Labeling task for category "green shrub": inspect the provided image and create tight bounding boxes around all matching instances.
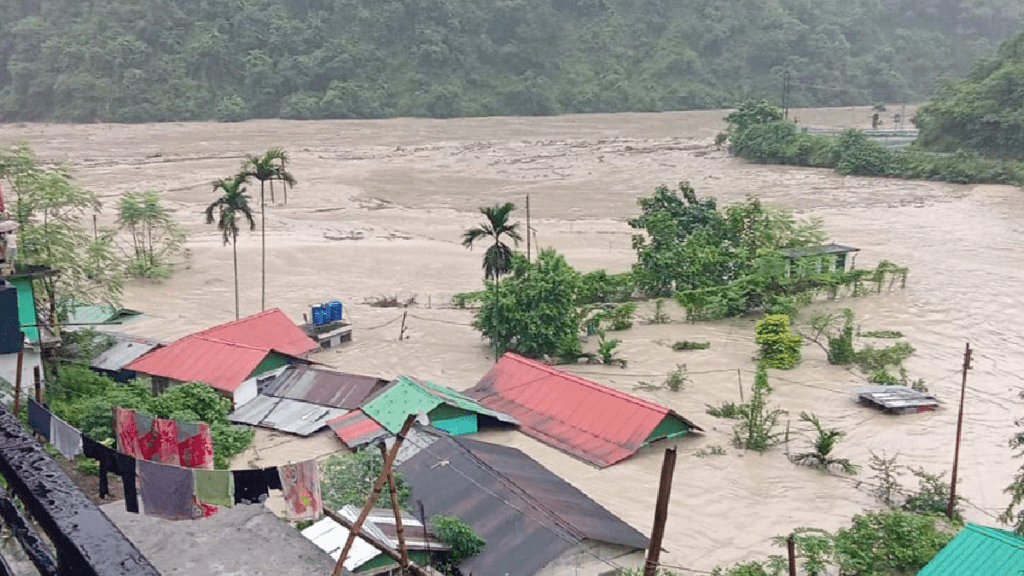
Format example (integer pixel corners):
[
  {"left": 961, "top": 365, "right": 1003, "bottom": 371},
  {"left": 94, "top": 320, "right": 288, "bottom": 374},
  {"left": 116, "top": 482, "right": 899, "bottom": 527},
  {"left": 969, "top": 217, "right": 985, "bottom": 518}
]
[
  {"left": 706, "top": 401, "right": 743, "bottom": 419},
  {"left": 672, "top": 340, "right": 710, "bottom": 351},
  {"left": 836, "top": 129, "right": 894, "bottom": 176},
  {"left": 755, "top": 314, "right": 802, "bottom": 369},
  {"left": 431, "top": 514, "right": 486, "bottom": 575}
]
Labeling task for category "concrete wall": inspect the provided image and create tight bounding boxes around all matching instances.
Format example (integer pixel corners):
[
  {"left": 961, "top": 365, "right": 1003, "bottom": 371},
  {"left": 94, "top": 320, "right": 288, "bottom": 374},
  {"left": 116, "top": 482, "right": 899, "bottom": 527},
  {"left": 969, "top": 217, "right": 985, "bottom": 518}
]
[{"left": 537, "top": 541, "right": 644, "bottom": 576}]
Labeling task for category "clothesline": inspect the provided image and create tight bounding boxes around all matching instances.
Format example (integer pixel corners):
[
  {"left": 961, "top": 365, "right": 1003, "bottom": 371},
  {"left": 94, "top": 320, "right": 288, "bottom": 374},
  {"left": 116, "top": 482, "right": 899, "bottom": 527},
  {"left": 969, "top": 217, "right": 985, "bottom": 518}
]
[{"left": 26, "top": 399, "right": 323, "bottom": 523}]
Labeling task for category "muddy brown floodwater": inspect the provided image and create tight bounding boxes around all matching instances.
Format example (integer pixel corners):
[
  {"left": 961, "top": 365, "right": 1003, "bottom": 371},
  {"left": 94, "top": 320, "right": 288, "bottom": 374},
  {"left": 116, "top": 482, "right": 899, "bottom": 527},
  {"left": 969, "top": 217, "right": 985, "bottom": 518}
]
[{"left": 3, "top": 105, "right": 1022, "bottom": 572}]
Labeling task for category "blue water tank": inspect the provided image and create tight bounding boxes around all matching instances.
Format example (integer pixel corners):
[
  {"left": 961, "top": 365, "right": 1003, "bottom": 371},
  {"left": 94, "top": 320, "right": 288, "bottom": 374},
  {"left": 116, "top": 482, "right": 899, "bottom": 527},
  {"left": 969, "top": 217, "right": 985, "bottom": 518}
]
[
  {"left": 329, "top": 301, "right": 343, "bottom": 322},
  {"left": 311, "top": 305, "right": 325, "bottom": 326}
]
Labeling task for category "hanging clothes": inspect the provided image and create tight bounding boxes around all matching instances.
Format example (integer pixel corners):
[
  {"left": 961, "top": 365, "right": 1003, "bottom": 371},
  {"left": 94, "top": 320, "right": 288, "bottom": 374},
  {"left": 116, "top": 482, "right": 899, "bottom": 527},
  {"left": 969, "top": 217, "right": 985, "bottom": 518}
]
[
  {"left": 176, "top": 420, "right": 214, "bottom": 469},
  {"left": 152, "top": 418, "right": 181, "bottom": 466},
  {"left": 114, "top": 452, "right": 140, "bottom": 514},
  {"left": 27, "top": 399, "right": 50, "bottom": 440},
  {"left": 114, "top": 407, "right": 140, "bottom": 457},
  {"left": 137, "top": 459, "right": 194, "bottom": 521},
  {"left": 83, "top": 436, "right": 118, "bottom": 499},
  {"left": 193, "top": 469, "right": 234, "bottom": 507},
  {"left": 279, "top": 460, "right": 322, "bottom": 521},
  {"left": 232, "top": 467, "right": 280, "bottom": 505},
  {"left": 49, "top": 415, "right": 83, "bottom": 460}
]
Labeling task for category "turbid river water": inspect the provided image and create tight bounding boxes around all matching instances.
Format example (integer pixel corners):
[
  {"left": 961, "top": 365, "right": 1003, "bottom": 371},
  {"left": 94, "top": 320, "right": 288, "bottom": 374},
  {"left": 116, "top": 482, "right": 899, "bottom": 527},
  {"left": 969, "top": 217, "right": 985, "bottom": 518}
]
[{"left": 2, "top": 106, "right": 1021, "bottom": 572}]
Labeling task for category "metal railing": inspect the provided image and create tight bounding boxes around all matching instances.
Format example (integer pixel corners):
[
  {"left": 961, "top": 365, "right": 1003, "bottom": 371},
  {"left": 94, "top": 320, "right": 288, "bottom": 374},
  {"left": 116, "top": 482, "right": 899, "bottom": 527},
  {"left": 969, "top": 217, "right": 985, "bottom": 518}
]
[{"left": 0, "top": 409, "right": 160, "bottom": 576}]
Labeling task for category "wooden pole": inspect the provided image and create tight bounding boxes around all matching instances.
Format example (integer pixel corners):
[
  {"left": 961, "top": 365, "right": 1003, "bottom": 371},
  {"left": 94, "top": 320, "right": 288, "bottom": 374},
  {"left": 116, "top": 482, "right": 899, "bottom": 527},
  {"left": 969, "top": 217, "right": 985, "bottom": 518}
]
[
  {"left": 398, "top": 311, "right": 407, "bottom": 341},
  {"left": 643, "top": 447, "right": 677, "bottom": 576},
  {"left": 787, "top": 534, "right": 797, "bottom": 576},
  {"left": 322, "top": 506, "right": 430, "bottom": 576},
  {"left": 948, "top": 342, "right": 972, "bottom": 519},
  {"left": 378, "top": 443, "right": 410, "bottom": 570},
  {"left": 736, "top": 369, "right": 744, "bottom": 403},
  {"left": 332, "top": 414, "right": 418, "bottom": 576},
  {"left": 13, "top": 341, "right": 23, "bottom": 415},
  {"left": 32, "top": 366, "right": 41, "bottom": 404}
]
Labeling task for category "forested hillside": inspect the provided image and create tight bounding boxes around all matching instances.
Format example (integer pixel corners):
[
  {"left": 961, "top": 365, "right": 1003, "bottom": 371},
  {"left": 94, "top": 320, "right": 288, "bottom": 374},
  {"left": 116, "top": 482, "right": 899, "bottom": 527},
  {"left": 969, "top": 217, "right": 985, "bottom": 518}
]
[
  {"left": 0, "top": 0, "right": 1020, "bottom": 123},
  {"left": 913, "top": 29, "right": 1024, "bottom": 158}
]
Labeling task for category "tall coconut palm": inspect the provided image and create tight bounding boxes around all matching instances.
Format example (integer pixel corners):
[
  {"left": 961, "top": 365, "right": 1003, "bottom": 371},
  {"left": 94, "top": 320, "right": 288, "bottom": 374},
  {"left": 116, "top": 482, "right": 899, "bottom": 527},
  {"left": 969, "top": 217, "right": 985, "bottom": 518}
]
[
  {"left": 461, "top": 202, "right": 522, "bottom": 282},
  {"left": 242, "top": 148, "right": 297, "bottom": 310},
  {"left": 205, "top": 174, "right": 256, "bottom": 320}
]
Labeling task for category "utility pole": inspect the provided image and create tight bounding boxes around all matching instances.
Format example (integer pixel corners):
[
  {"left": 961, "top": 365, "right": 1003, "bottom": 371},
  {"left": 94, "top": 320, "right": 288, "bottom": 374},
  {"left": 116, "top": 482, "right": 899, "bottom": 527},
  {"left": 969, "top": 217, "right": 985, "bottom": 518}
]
[
  {"left": 526, "top": 194, "right": 531, "bottom": 263},
  {"left": 782, "top": 69, "right": 791, "bottom": 120},
  {"left": 644, "top": 447, "right": 677, "bottom": 576},
  {"left": 948, "top": 342, "right": 973, "bottom": 519}
]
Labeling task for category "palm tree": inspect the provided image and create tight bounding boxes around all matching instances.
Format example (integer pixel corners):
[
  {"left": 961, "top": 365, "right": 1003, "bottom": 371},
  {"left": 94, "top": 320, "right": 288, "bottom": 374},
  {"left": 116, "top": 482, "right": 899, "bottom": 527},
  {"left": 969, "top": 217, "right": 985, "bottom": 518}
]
[
  {"left": 242, "top": 148, "right": 297, "bottom": 311},
  {"left": 790, "top": 412, "right": 859, "bottom": 475},
  {"left": 462, "top": 203, "right": 522, "bottom": 359},
  {"left": 461, "top": 202, "right": 522, "bottom": 282},
  {"left": 205, "top": 174, "right": 256, "bottom": 320}
]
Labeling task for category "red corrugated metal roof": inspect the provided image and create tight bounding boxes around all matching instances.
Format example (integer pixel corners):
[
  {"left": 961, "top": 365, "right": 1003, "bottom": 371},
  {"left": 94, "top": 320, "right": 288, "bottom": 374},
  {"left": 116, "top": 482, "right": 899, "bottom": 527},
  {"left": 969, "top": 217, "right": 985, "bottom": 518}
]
[
  {"left": 192, "top": 308, "right": 317, "bottom": 357},
  {"left": 464, "top": 353, "right": 701, "bottom": 467},
  {"left": 125, "top": 336, "right": 271, "bottom": 393},
  {"left": 327, "top": 409, "right": 388, "bottom": 449}
]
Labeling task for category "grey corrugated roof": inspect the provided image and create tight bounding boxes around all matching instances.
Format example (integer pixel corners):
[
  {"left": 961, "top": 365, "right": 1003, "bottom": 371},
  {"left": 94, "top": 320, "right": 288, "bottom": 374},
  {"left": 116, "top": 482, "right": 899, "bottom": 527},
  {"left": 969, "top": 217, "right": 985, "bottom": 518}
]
[
  {"left": 228, "top": 396, "right": 347, "bottom": 436},
  {"left": 256, "top": 365, "right": 388, "bottom": 409},
  {"left": 91, "top": 336, "right": 161, "bottom": 372},
  {"left": 857, "top": 385, "right": 939, "bottom": 411},
  {"left": 398, "top": 431, "right": 648, "bottom": 576}
]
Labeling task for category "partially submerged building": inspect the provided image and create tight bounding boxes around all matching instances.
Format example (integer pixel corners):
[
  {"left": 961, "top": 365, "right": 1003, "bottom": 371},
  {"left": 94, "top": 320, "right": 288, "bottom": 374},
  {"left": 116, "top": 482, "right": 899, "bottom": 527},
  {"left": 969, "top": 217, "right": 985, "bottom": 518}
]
[
  {"left": 465, "top": 353, "right": 702, "bottom": 467},
  {"left": 398, "top": 431, "right": 649, "bottom": 576},
  {"left": 857, "top": 385, "right": 939, "bottom": 414},
  {"left": 917, "top": 523, "right": 1024, "bottom": 576},
  {"left": 125, "top": 309, "right": 317, "bottom": 404},
  {"left": 780, "top": 243, "right": 859, "bottom": 274}
]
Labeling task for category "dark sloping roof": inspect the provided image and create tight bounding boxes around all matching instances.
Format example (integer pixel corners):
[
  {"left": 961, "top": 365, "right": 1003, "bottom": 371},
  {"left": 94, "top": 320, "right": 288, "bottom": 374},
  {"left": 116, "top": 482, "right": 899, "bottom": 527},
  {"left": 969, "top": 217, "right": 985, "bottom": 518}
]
[
  {"left": 918, "top": 523, "right": 1024, "bottom": 576},
  {"left": 257, "top": 364, "right": 388, "bottom": 409},
  {"left": 191, "top": 308, "right": 318, "bottom": 357},
  {"left": 464, "top": 353, "right": 701, "bottom": 467},
  {"left": 779, "top": 243, "right": 859, "bottom": 258},
  {"left": 228, "top": 396, "right": 347, "bottom": 436},
  {"left": 398, "top": 432, "right": 648, "bottom": 576}
]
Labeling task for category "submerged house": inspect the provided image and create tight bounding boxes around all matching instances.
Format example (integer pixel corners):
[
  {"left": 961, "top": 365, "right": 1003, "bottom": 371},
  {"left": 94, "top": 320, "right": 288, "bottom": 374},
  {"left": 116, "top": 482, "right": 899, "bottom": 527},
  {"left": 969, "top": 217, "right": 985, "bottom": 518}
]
[
  {"left": 125, "top": 309, "right": 317, "bottom": 404},
  {"left": 361, "top": 375, "right": 517, "bottom": 437},
  {"left": 780, "top": 243, "right": 859, "bottom": 275},
  {"left": 465, "top": 353, "right": 702, "bottom": 467},
  {"left": 398, "top": 430, "right": 649, "bottom": 576}
]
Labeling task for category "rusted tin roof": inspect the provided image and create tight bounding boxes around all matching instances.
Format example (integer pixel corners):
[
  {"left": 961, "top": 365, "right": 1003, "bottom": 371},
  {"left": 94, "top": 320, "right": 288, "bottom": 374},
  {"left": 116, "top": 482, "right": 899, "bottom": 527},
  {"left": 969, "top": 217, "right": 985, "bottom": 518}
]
[
  {"left": 191, "top": 308, "right": 318, "bottom": 357},
  {"left": 228, "top": 396, "right": 347, "bottom": 436},
  {"left": 126, "top": 336, "right": 277, "bottom": 393},
  {"left": 256, "top": 365, "right": 388, "bottom": 409},
  {"left": 327, "top": 409, "right": 388, "bottom": 449},
  {"left": 464, "top": 353, "right": 702, "bottom": 467},
  {"left": 398, "top": 431, "right": 648, "bottom": 576},
  {"left": 857, "top": 385, "right": 939, "bottom": 414}
]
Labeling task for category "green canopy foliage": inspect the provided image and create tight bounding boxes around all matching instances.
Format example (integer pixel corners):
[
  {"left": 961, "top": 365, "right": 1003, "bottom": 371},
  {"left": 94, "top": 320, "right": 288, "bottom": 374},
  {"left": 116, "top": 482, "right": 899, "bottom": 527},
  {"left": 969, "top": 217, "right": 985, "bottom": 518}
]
[
  {"left": 915, "top": 30, "right": 1024, "bottom": 159},
  {"left": 0, "top": 0, "right": 1019, "bottom": 122},
  {"left": 117, "top": 189, "right": 186, "bottom": 278},
  {"left": 320, "top": 448, "right": 409, "bottom": 511}
]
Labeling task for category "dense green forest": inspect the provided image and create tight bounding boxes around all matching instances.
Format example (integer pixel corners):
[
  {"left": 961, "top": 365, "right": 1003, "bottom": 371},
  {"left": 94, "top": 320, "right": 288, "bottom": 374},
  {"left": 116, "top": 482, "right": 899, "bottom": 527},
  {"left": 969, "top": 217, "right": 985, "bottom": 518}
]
[
  {"left": 0, "top": 0, "right": 1021, "bottom": 123},
  {"left": 914, "top": 29, "right": 1024, "bottom": 158}
]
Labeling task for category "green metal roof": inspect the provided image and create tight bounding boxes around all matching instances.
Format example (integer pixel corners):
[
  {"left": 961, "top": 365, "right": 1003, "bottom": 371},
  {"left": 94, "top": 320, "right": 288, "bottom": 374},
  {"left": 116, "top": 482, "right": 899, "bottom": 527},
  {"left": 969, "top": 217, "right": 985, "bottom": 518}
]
[
  {"left": 66, "top": 303, "right": 142, "bottom": 326},
  {"left": 362, "top": 375, "right": 517, "bottom": 433},
  {"left": 918, "top": 523, "right": 1024, "bottom": 576}
]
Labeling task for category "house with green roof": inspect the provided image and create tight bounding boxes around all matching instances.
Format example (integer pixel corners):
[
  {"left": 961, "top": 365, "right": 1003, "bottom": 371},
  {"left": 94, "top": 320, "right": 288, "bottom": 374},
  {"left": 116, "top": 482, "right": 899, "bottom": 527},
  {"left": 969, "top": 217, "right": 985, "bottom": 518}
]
[
  {"left": 362, "top": 375, "right": 517, "bottom": 436},
  {"left": 918, "top": 522, "right": 1024, "bottom": 576}
]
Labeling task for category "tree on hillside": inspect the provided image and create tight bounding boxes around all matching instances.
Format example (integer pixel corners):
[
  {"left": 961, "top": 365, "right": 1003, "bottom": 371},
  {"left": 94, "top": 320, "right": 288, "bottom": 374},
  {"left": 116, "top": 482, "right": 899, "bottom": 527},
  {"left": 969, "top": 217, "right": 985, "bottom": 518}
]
[
  {"left": 0, "top": 144, "right": 122, "bottom": 323},
  {"left": 241, "top": 148, "right": 297, "bottom": 311},
  {"left": 205, "top": 174, "right": 255, "bottom": 320}
]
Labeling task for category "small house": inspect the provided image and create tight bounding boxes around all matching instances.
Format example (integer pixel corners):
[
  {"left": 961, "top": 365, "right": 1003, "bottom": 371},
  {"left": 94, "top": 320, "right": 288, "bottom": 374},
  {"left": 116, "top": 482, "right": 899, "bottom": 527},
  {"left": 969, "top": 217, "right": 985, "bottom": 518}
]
[
  {"left": 780, "top": 243, "right": 859, "bottom": 275},
  {"left": 361, "top": 375, "right": 517, "bottom": 437},
  {"left": 90, "top": 334, "right": 161, "bottom": 383},
  {"left": 465, "top": 353, "right": 702, "bottom": 467}
]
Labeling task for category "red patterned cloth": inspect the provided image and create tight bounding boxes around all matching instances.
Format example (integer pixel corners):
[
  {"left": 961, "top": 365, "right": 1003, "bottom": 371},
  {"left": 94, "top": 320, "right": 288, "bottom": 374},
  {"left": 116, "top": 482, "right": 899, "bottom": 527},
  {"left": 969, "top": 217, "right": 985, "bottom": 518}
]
[
  {"left": 279, "top": 460, "right": 322, "bottom": 521},
  {"left": 114, "top": 407, "right": 214, "bottom": 469},
  {"left": 114, "top": 408, "right": 140, "bottom": 457},
  {"left": 191, "top": 495, "right": 219, "bottom": 519}
]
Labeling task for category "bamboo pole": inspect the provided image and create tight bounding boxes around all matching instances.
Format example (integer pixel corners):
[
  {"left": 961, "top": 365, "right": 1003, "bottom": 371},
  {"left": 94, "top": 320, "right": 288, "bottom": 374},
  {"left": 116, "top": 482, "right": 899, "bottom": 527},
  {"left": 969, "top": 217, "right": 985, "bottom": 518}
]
[
  {"left": 13, "top": 341, "right": 23, "bottom": 415},
  {"left": 332, "top": 414, "right": 418, "bottom": 576},
  {"left": 378, "top": 443, "right": 410, "bottom": 570},
  {"left": 948, "top": 342, "right": 972, "bottom": 519}
]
